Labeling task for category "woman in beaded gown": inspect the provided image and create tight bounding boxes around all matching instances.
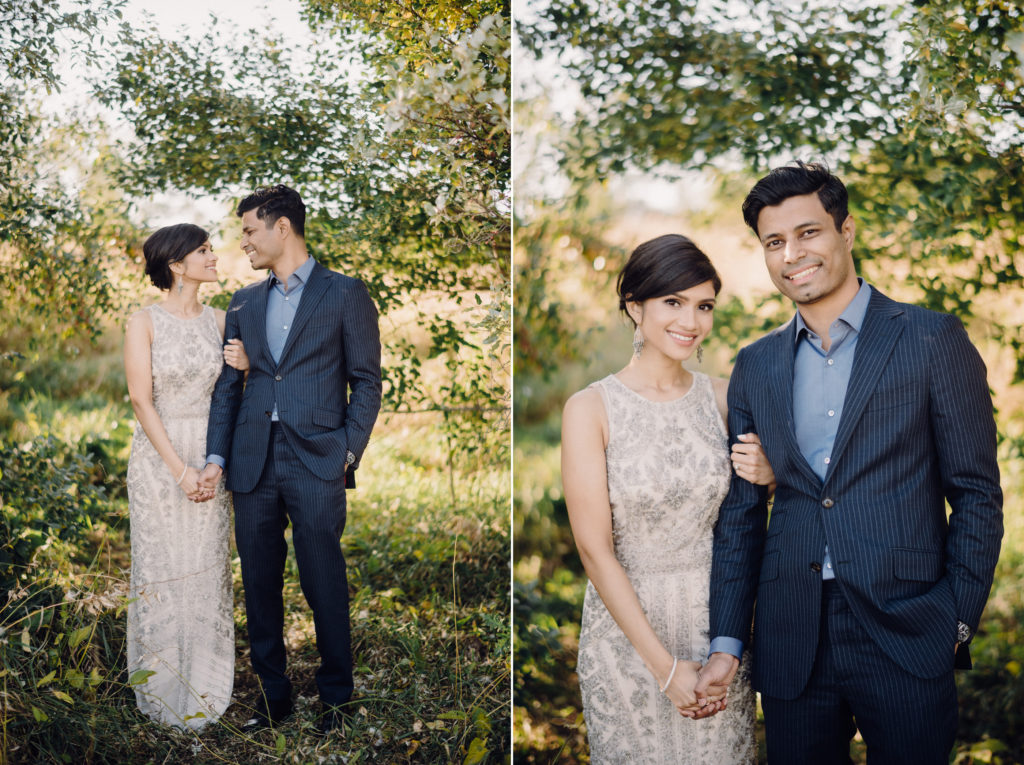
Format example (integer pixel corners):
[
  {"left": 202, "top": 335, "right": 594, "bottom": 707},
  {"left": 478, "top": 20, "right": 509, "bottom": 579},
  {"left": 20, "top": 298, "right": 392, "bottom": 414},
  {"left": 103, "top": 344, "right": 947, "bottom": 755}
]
[
  {"left": 124, "top": 223, "right": 250, "bottom": 731},
  {"left": 561, "top": 234, "right": 776, "bottom": 763}
]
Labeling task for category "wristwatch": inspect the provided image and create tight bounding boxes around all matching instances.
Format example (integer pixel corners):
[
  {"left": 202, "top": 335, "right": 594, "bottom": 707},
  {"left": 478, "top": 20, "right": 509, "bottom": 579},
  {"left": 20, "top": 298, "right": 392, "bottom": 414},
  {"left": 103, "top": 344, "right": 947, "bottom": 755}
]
[
  {"left": 345, "top": 450, "right": 356, "bottom": 467},
  {"left": 957, "top": 620, "right": 973, "bottom": 645}
]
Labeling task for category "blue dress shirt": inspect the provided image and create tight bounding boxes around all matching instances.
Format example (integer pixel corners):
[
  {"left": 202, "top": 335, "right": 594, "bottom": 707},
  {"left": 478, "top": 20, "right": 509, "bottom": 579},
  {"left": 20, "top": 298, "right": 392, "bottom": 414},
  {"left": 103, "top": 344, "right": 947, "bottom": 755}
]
[
  {"left": 206, "top": 257, "right": 315, "bottom": 469},
  {"left": 710, "top": 279, "right": 872, "bottom": 660}
]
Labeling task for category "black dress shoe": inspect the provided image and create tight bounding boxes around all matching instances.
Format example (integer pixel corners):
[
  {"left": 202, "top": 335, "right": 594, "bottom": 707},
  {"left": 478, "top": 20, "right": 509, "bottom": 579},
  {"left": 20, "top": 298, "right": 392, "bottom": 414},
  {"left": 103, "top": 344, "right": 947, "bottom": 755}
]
[
  {"left": 242, "top": 697, "right": 293, "bottom": 731},
  {"left": 316, "top": 704, "right": 351, "bottom": 734}
]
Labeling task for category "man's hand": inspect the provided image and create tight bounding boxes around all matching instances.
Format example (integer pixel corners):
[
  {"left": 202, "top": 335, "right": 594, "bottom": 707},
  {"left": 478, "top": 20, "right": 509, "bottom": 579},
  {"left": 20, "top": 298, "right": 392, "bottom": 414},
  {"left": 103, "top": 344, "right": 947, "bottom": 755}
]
[
  {"left": 193, "top": 463, "right": 223, "bottom": 502},
  {"left": 688, "top": 652, "right": 740, "bottom": 719}
]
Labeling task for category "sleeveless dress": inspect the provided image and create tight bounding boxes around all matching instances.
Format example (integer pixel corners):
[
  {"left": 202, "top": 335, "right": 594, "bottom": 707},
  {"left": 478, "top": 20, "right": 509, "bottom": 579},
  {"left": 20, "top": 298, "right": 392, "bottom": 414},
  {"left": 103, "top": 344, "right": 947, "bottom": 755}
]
[
  {"left": 126, "top": 304, "right": 234, "bottom": 730},
  {"left": 577, "top": 372, "right": 755, "bottom": 764}
]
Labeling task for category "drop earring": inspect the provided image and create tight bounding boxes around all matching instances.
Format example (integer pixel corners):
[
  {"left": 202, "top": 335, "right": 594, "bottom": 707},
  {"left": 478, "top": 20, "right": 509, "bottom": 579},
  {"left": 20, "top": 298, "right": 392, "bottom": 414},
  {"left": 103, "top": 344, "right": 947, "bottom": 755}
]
[
  {"left": 697, "top": 345, "right": 704, "bottom": 364},
  {"left": 632, "top": 326, "right": 644, "bottom": 356},
  {"left": 177, "top": 276, "right": 183, "bottom": 295}
]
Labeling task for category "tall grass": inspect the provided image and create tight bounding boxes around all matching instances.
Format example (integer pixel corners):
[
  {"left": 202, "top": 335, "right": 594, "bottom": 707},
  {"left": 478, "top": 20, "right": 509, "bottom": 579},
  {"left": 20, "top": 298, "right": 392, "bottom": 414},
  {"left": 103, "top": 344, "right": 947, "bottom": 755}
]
[{"left": 1, "top": 333, "right": 510, "bottom": 764}]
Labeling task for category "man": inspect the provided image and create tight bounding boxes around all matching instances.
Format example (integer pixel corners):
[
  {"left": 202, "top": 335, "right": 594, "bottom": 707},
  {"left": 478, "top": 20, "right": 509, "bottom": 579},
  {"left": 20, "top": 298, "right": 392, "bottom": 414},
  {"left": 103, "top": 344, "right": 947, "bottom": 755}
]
[
  {"left": 694, "top": 162, "right": 1003, "bottom": 763},
  {"left": 199, "top": 184, "right": 382, "bottom": 733}
]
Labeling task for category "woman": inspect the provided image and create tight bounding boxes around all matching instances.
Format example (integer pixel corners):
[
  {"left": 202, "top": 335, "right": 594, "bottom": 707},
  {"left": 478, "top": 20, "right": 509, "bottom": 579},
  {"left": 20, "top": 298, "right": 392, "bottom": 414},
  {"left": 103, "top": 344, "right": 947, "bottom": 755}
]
[
  {"left": 561, "top": 234, "right": 774, "bottom": 763},
  {"left": 124, "top": 223, "right": 249, "bottom": 730}
]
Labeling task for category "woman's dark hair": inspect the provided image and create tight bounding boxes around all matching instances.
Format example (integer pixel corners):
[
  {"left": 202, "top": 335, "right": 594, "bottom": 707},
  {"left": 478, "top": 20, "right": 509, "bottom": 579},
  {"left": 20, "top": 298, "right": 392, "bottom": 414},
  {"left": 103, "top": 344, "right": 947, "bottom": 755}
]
[
  {"left": 616, "top": 234, "right": 721, "bottom": 325},
  {"left": 237, "top": 184, "right": 306, "bottom": 238},
  {"left": 142, "top": 223, "right": 209, "bottom": 291},
  {"left": 741, "top": 160, "right": 849, "bottom": 236}
]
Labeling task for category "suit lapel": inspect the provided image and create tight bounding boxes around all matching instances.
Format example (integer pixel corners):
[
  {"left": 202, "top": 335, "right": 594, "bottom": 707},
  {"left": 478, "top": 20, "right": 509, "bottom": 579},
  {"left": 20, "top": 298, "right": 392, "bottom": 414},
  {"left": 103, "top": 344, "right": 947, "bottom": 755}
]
[
  {"left": 242, "top": 281, "right": 274, "bottom": 368},
  {"left": 277, "top": 262, "right": 330, "bottom": 367},
  {"left": 767, "top": 319, "right": 822, "bottom": 487},
  {"left": 824, "top": 289, "right": 905, "bottom": 482}
]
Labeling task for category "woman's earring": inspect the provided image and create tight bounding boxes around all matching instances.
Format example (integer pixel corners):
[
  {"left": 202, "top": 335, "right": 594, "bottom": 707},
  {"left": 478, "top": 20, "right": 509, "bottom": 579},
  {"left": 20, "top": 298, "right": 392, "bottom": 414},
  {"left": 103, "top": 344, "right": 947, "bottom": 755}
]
[
  {"left": 697, "top": 345, "right": 704, "bottom": 364},
  {"left": 177, "top": 276, "right": 183, "bottom": 295},
  {"left": 632, "top": 326, "right": 644, "bottom": 356}
]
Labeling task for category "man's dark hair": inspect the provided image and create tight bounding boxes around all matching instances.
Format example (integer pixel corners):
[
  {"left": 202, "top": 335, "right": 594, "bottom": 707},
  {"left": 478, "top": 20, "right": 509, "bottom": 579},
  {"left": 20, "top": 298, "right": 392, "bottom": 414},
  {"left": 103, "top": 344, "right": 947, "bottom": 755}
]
[
  {"left": 142, "top": 223, "right": 209, "bottom": 291},
  {"left": 616, "top": 234, "right": 722, "bottom": 325},
  {"left": 237, "top": 184, "right": 306, "bottom": 238},
  {"left": 741, "top": 160, "right": 849, "bottom": 236}
]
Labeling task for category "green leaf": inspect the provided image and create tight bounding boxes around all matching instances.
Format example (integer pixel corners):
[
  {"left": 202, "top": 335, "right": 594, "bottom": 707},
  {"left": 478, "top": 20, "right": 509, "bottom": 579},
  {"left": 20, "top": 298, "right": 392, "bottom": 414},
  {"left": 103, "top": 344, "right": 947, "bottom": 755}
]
[
  {"left": 128, "top": 669, "right": 156, "bottom": 686},
  {"left": 463, "top": 736, "right": 489, "bottom": 764},
  {"left": 31, "top": 705, "right": 49, "bottom": 722},
  {"left": 67, "top": 625, "right": 92, "bottom": 649},
  {"left": 52, "top": 690, "right": 74, "bottom": 704},
  {"left": 36, "top": 670, "right": 56, "bottom": 687}
]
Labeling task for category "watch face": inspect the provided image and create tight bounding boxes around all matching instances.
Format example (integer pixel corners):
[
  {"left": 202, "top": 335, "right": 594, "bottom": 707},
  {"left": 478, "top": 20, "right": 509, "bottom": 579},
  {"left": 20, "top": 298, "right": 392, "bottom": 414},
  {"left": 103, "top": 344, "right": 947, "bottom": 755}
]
[{"left": 957, "top": 622, "right": 972, "bottom": 643}]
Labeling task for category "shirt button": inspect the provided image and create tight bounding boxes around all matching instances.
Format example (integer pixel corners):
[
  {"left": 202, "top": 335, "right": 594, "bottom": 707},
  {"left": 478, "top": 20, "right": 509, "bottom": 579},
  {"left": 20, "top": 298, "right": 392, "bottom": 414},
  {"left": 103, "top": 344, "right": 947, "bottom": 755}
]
[
  {"left": 824, "top": 457, "right": 831, "bottom": 465},
  {"left": 827, "top": 358, "right": 835, "bottom": 366},
  {"left": 810, "top": 562, "right": 822, "bottom": 573},
  {"left": 828, "top": 409, "right": 835, "bottom": 417},
  {"left": 285, "top": 296, "right": 290, "bottom": 301},
  {"left": 274, "top": 375, "right": 282, "bottom": 381},
  {"left": 822, "top": 498, "right": 834, "bottom": 508},
  {"left": 283, "top": 325, "right": 289, "bottom": 330}
]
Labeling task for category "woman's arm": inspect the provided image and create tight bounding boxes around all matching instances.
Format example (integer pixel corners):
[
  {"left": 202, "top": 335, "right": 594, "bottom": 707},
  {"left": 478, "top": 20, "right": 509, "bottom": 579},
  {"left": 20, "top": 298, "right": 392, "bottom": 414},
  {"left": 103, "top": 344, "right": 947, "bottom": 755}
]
[
  {"left": 124, "top": 310, "right": 203, "bottom": 498},
  {"left": 561, "top": 388, "right": 701, "bottom": 712},
  {"left": 712, "top": 376, "right": 776, "bottom": 492}
]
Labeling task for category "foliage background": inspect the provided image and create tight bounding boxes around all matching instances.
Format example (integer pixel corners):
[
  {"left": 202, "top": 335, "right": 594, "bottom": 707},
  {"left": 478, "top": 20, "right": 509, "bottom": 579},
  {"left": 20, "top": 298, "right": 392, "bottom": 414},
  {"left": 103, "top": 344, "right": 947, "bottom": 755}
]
[
  {"left": 513, "top": 1, "right": 1024, "bottom": 762},
  {"left": 1, "top": 0, "right": 510, "bottom": 762}
]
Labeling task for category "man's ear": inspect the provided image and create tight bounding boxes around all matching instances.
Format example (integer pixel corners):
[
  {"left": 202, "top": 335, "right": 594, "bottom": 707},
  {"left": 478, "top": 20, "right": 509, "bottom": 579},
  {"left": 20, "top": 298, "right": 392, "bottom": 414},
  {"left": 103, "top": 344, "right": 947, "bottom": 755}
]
[{"left": 841, "top": 214, "right": 856, "bottom": 250}]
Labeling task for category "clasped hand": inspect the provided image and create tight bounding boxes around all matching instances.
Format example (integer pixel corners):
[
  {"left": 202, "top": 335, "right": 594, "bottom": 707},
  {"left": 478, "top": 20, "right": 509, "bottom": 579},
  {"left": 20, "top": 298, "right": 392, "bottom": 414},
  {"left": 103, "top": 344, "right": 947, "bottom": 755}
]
[
  {"left": 665, "top": 653, "right": 738, "bottom": 719},
  {"left": 186, "top": 464, "right": 223, "bottom": 503}
]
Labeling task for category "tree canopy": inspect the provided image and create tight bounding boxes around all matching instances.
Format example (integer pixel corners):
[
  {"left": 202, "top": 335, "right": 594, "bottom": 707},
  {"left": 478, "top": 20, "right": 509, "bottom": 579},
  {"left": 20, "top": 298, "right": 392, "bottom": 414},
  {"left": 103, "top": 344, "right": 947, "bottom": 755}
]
[{"left": 517, "top": 0, "right": 1024, "bottom": 388}]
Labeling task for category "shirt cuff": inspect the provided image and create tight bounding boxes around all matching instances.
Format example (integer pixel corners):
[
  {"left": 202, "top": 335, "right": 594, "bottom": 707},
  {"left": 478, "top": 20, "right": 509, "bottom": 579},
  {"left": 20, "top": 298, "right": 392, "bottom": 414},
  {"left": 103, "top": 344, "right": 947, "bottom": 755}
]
[
  {"left": 709, "top": 636, "right": 744, "bottom": 660},
  {"left": 206, "top": 454, "right": 226, "bottom": 469}
]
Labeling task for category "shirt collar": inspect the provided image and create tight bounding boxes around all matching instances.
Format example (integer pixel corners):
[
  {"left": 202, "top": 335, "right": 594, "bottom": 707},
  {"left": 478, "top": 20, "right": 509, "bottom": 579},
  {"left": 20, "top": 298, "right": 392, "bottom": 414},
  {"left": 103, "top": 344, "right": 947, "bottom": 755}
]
[
  {"left": 794, "top": 278, "right": 872, "bottom": 344},
  {"left": 268, "top": 255, "right": 316, "bottom": 289}
]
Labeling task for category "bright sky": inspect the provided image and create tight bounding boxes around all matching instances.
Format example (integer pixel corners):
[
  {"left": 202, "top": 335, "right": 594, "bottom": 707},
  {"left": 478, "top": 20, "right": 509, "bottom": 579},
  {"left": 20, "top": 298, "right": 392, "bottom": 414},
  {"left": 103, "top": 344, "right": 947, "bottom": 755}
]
[{"left": 47, "top": 0, "right": 313, "bottom": 236}]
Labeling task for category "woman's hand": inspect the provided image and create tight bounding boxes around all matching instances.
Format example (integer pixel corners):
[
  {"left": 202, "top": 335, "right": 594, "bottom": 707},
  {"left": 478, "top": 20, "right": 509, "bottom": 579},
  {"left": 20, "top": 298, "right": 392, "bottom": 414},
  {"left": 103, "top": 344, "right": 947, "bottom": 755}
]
[
  {"left": 660, "top": 659, "right": 703, "bottom": 713},
  {"left": 223, "top": 338, "right": 249, "bottom": 371},
  {"left": 177, "top": 465, "right": 202, "bottom": 499},
  {"left": 731, "top": 432, "right": 776, "bottom": 490}
]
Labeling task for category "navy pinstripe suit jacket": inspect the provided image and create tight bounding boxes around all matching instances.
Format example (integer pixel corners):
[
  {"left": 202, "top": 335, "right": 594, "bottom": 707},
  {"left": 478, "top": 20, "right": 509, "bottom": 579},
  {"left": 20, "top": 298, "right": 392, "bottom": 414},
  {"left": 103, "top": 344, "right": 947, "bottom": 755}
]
[
  {"left": 206, "top": 261, "right": 382, "bottom": 494},
  {"left": 709, "top": 287, "right": 1003, "bottom": 700}
]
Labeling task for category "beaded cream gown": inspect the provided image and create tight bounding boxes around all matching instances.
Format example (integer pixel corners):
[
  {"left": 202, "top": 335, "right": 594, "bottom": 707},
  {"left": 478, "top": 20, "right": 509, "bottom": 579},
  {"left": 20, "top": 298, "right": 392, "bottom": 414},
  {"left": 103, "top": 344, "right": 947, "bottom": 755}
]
[
  {"left": 577, "top": 372, "right": 755, "bottom": 764},
  {"left": 126, "top": 304, "right": 234, "bottom": 730}
]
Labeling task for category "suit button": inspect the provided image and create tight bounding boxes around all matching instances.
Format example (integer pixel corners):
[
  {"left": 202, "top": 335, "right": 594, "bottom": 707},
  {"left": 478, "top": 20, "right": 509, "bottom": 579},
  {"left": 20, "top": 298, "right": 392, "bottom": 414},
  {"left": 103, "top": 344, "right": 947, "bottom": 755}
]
[
  {"left": 810, "top": 562, "right": 822, "bottom": 573},
  {"left": 821, "top": 498, "right": 834, "bottom": 508},
  {"left": 274, "top": 375, "right": 282, "bottom": 381}
]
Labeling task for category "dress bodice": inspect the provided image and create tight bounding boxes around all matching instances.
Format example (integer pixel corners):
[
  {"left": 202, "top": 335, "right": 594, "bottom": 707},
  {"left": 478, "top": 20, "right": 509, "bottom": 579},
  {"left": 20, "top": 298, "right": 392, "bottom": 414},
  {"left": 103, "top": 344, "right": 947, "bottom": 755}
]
[
  {"left": 594, "top": 372, "right": 731, "bottom": 575},
  {"left": 147, "top": 304, "right": 224, "bottom": 420}
]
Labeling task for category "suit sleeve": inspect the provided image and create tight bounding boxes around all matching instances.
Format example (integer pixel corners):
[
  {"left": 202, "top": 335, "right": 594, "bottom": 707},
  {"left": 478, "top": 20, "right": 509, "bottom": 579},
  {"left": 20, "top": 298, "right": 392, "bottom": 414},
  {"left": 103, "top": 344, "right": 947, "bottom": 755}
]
[
  {"left": 709, "top": 346, "right": 772, "bottom": 643},
  {"left": 930, "top": 314, "right": 1003, "bottom": 631},
  {"left": 205, "top": 299, "right": 246, "bottom": 467},
  {"left": 341, "top": 278, "right": 382, "bottom": 464}
]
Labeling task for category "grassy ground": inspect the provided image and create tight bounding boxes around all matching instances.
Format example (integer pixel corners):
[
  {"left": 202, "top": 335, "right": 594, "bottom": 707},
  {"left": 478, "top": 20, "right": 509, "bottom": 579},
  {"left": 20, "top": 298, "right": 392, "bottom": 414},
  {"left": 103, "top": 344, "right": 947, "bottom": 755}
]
[{"left": 1, "top": 335, "right": 510, "bottom": 764}]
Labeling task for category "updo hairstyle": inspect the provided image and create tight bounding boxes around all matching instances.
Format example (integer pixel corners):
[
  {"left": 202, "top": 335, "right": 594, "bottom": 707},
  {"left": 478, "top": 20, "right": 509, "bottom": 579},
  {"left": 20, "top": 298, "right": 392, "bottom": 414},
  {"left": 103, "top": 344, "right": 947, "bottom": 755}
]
[
  {"left": 616, "top": 234, "right": 722, "bottom": 326},
  {"left": 142, "top": 223, "right": 210, "bottom": 291}
]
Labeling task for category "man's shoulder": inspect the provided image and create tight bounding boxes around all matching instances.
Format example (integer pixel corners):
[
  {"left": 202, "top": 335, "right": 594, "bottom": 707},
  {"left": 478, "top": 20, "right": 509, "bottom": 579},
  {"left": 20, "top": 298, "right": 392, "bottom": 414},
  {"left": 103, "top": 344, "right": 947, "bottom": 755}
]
[
  {"left": 741, "top": 316, "right": 795, "bottom": 356},
  {"left": 316, "top": 265, "right": 364, "bottom": 288},
  {"left": 868, "top": 288, "right": 960, "bottom": 331}
]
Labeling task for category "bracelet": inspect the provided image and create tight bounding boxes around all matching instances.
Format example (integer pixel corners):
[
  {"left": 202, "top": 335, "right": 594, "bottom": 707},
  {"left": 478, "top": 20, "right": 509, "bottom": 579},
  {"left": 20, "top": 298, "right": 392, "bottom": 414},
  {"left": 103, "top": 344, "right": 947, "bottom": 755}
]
[
  {"left": 659, "top": 657, "right": 679, "bottom": 693},
  {"left": 175, "top": 466, "right": 188, "bottom": 485}
]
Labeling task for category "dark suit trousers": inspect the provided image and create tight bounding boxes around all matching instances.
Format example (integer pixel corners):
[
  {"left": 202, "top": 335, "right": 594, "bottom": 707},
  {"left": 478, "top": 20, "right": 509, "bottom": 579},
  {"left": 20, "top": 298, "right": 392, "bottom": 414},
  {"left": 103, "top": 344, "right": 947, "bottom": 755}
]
[
  {"left": 761, "top": 581, "right": 957, "bottom": 765},
  {"left": 233, "top": 423, "right": 353, "bottom": 705}
]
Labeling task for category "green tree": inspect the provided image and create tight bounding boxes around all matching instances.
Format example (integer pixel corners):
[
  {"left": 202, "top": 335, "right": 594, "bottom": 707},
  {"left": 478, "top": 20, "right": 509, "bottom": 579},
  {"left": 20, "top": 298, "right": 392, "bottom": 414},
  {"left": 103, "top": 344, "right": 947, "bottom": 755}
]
[
  {"left": 97, "top": 0, "right": 510, "bottom": 459},
  {"left": 0, "top": 0, "right": 129, "bottom": 344},
  {"left": 518, "top": 0, "right": 1024, "bottom": 384}
]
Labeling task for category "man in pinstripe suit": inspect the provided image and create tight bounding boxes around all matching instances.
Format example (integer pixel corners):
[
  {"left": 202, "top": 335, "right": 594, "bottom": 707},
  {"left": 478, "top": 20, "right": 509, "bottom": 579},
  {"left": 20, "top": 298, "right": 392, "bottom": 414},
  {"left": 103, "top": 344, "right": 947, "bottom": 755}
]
[
  {"left": 199, "top": 185, "right": 382, "bottom": 733},
  {"left": 694, "top": 162, "right": 1002, "bottom": 763}
]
